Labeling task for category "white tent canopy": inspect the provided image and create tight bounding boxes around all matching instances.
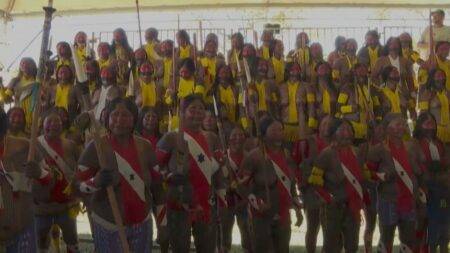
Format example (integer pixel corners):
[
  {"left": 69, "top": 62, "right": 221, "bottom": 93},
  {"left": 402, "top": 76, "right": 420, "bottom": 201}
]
[{"left": 1, "top": 0, "right": 450, "bottom": 17}]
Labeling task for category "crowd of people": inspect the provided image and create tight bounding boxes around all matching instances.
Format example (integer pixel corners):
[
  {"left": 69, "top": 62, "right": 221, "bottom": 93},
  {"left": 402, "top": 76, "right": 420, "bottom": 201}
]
[{"left": 0, "top": 7, "right": 448, "bottom": 253}]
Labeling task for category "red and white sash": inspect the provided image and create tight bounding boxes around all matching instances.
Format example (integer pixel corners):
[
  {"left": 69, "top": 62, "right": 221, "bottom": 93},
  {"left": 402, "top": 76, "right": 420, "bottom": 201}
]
[
  {"left": 428, "top": 141, "right": 441, "bottom": 161},
  {"left": 341, "top": 162, "right": 363, "bottom": 200},
  {"left": 115, "top": 152, "right": 146, "bottom": 202},
  {"left": 183, "top": 131, "right": 219, "bottom": 186},
  {"left": 392, "top": 157, "right": 426, "bottom": 203},
  {"left": 227, "top": 149, "right": 239, "bottom": 176},
  {"left": 269, "top": 154, "right": 292, "bottom": 198},
  {"left": 155, "top": 205, "right": 167, "bottom": 226},
  {"left": 38, "top": 136, "right": 73, "bottom": 179}
]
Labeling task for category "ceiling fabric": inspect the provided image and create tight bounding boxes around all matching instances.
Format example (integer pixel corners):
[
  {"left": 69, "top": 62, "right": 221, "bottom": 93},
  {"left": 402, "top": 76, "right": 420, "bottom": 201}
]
[{"left": 1, "top": 0, "right": 449, "bottom": 17}]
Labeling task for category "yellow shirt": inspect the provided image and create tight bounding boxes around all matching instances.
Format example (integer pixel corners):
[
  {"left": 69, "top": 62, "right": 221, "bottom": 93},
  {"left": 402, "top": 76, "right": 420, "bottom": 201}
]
[
  {"left": 179, "top": 45, "right": 191, "bottom": 59},
  {"left": 76, "top": 46, "right": 87, "bottom": 65},
  {"left": 436, "top": 90, "right": 449, "bottom": 126},
  {"left": 272, "top": 57, "right": 285, "bottom": 85},
  {"left": 437, "top": 57, "right": 450, "bottom": 91},
  {"left": 382, "top": 87, "right": 401, "bottom": 113},
  {"left": 219, "top": 85, "right": 237, "bottom": 122},
  {"left": 262, "top": 46, "right": 271, "bottom": 60},
  {"left": 144, "top": 41, "right": 161, "bottom": 63},
  {"left": 140, "top": 80, "right": 157, "bottom": 107},
  {"left": 255, "top": 81, "right": 268, "bottom": 112},
  {"left": 322, "top": 89, "right": 331, "bottom": 115},
  {"left": 368, "top": 46, "right": 379, "bottom": 70},
  {"left": 56, "top": 58, "right": 71, "bottom": 70},
  {"left": 55, "top": 83, "right": 71, "bottom": 110},
  {"left": 163, "top": 57, "right": 173, "bottom": 89},
  {"left": 287, "top": 81, "right": 299, "bottom": 123},
  {"left": 297, "top": 47, "right": 310, "bottom": 67},
  {"left": 98, "top": 58, "right": 111, "bottom": 70},
  {"left": 200, "top": 57, "right": 217, "bottom": 92}
]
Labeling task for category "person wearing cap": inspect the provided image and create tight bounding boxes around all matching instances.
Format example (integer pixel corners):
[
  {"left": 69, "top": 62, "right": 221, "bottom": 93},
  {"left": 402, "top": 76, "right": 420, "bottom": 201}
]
[{"left": 418, "top": 9, "right": 450, "bottom": 58}]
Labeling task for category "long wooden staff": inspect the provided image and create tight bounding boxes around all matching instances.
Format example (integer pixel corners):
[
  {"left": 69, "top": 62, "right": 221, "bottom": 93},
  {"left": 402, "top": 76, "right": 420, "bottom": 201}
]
[
  {"left": 135, "top": 0, "right": 143, "bottom": 48},
  {"left": 28, "top": 0, "right": 55, "bottom": 162},
  {"left": 234, "top": 50, "right": 253, "bottom": 137}
]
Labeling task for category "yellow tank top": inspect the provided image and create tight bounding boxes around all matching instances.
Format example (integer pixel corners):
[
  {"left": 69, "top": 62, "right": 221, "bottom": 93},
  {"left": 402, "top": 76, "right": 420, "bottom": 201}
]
[
  {"left": 256, "top": 81, "right": 267, "bottom": 112},
  {"left": 179, "top": 45, "right": 191, "bottom": 59},
  {"left": 322, "top": 88, "right": 331, "bottom": 115},
  {"left": 163, "top": 58, "right": 173, "bottom": 88},
  {"left": 200, "top": 57, "right": 217, "bottom": 91},
  {"left": 140, "top": 80, "right": 157, "bottom": 107},
  {"left": 144, "top": 42, "right": 160, "bottom": 62},
  {"left": 98, "top": 58, "right": 111, "bottom": 70},
  {"left": 436, "top": 90, "right": 449, "bottom": 125},
  {"left": 55, "top": 83, "right": 71, "bottom": 110},
  {"left": 178, "top": 78, "right": 196, "bottom": 98},
  {"left": 287, "top": 82, "right": 299, "bottom": 123},
  {"left": 88, "top": 81, "right": 96, "bottom": 94},
  {"left": 382, "top": 87, "right": 401, "bottom": 113},
  {"left": 356, "top": 85, "right": 370, "bottom": 122},
  {"left": 219, "top": 85, "right": 237, "bottom": 122},
  {"left": 17, "top": 77, "right": 36, "bottom": 130},
  {"left": 272, "top": 57, "right": 285, "bottom": 85},
  {"left": 76, "top": 46, "right": 87, "bottom": 65},
  {"left": 56, "top": 59, "right": 71, "bottom": 70},
  {"left": 115, "top": 45, "right": 128, "bottom": 61},
  {"left": 345, "top": 55, "right": 358, "bottom": 70},
  {"left": 368, "top": 46, "right": 379, "bottom": 70},
  {"left": 262, "top": 46, "right": 270, "bottom": 60},
  {"left": 297, "top": 47, "right": 310, "bottom": 67},
  {"left": 437, "top": 57, "right": 450, "bottom": 91}
]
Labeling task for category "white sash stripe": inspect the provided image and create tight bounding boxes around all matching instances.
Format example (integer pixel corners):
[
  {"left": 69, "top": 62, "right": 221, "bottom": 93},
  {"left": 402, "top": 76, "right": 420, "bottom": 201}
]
[
  {"left": 429, "top": 142, "right": 441, "bottom": 161},
  {"left": 341, "top": 162, "right": 363, "bottom": 199},
  {"left": 38, "top": 136, "right": 73, "bottom": 179},
  {"left": 183, "top": 132, "right": 219, "bottom": 186},
  {"left": 227, "top": 149, "right": 239, "bottom": 174},
  {"left": 115, "top": 152, "right": 146, "bottom": 202},
  {"left": 392, "top": 158, "right": 414, "bottom": 195},
  {"left": 271, "top": 160, "right": 292, "bottom": 198}
]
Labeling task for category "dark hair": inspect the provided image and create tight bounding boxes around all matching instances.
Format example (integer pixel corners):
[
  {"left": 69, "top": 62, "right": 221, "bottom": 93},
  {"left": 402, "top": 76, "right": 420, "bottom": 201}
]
[
  {"left": 0, "top": 108, "right": 7, "bottom": 137},
  {"left": 179, "top": 58, "right": 196, "bottom": 74},
  {"left": 426, "top": 67, "right": 446, "bottom": 91},
  {"left": 55, "top": 64, "right": 75, "bottom": 83},
  {"left": 365, "top": 30, "right": 380, "bottom": 46},
  {"left": 259, "top": 116, "right": 279, "bottom": 137},
  {"left": 181, "top": 94, "right": 205, "bottom": 113},
  {"left": 6, "top": 107, "right": 25, "bottom": 133},
  {"left": 177, "top": 30, "right": 191, "bottom": 45},
  {"left": 215, "top": 64, "right": 235, "bottom": 87},
  {"left": 314, "top": 61, "right": 337, "bottom": 92},
  {"left": 17, "top": 57, "right": 37, "bottom": 79},
  {"left": 382, "top": 37, "right": 402, "bottom": 57},
  {"left": 56, "top": 41, "right": 72, "bottom": 58},
  {"left": 432, "top": 9, "right": 445, "bottom": 17},
  {"left": 334, "top": 36, "right": 346, "bottom": 51},
  {"left": 413, "top": 112, "right": 437, "bottom": 139},
  {"left": 231, "top": 32, "right": 244, "bottom": 48},
  {"left": 104, "top": 97, "right": 139, "bottom": 131},
  {"left": 284, "top": 61, "right": 301, "bottom": 82},
  {"left": 381, "top": 65, "right": 397, "bottom": 84},
  {"left": 327, "top": 117, "right": 354, "bottom": 139},
  {"left": 111, "top": 28, "right": 132, "bottom": 54},
  {"left": 135, "top": 106, "right": 160, "bottom": 137}
]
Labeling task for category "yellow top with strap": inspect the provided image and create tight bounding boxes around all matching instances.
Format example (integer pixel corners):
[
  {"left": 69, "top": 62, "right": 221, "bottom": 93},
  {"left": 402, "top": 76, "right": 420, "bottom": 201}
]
[
  {"left": 55, "top": 83, "right": 71, "bottom": 110},
  {"left": 200, "top": 57, "right": 217, "bottom": 91},
  {"left": 437, "top": 57, "right": 450, "bottom": 91},
  {"left": 262, "top": 46, "right": 270, "bottom": 60},
  {"left": 14, "top": 76, "right": 37, "bottom": 130},
  {"left": 163, "top": 57, "right": 173, "bottom": 89},
  {"left": 115, "top": 45, "right": 129, "bottom": 62},
  {"left": 76, "top": 46, "right": 87, "bottom": 65},
  {"left": 356, "top": 85, "right": 370, "bottom": 123},
  {"left": 140, "top": 80, "right": 157, "bottom": 107},
  {"left": 98, "top": 58, "right": 111, "bottom": 70},
  {"left": 179, "top": 45, "right": 191, "bottom": 59},
  {"left": 297, "top": 47, "right": 310, "bottom": 67},
  {"left": 88, "top": 81, "right": 97, "bottom": 95},
  {"left": 368, "top": 46, "right": 379, "bottom": 70},
  {"left": 144, "top": 41, "right": 161, "bottom": 63},
  {"left": 287, "top": 81, "right": 299, "bottom": 123},
  {"left": 219, "top": 85, "right": 237, "bottom": 122},
  {"left": 322, "top": 88, "right": 331, "bottom": 115},
  {"left": 382, "top": 87, "right": 401, "bottom": 113},
  {"left": 164, "top": 78, "right": 204, "bottom": 105},
  {"left": 402, "top": 48, "right": 421, "bottom": 64},
  {"left": 255, "top": 81, "right": 268, "bottom": 112},
  {"left": 56, "top": 58, "right": 71, "bottom": 70},
  {"left": 345, "top": 55, "right": 358, "bottom": 70},
  {"left": 272, "top": 57, "right": 285, "bottom": 85},
  {"left": 436, "top": 90, "right": 449, "bottom": 126}
]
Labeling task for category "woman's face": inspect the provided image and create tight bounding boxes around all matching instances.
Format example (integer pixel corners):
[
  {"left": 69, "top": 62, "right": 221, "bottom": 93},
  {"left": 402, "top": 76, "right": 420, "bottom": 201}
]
[
  {"left": 184, "top": 99, "right": 206, "bottom": 129},
  {"left": 317, "top": 64, "right": 331, "bottom": 77},
  {"left": 108, "top": 103, "right": 134, "bottom": 136},
  {"left": 8, "top": 109, "right": 25, "bottom": 131},
  {"left": 229, "top": 127, "right": 246, "bottom": 148},
  {"left": 179, "top": 65, "right": 192, "bottom": 79},
  {"left": 44, "top": 114, "right": 63, "bottom": 139},
  {"left": 202, "top": 111, "right": 217, "bottom": 131},
  {"left": 143, "top": 111, "right": 158, "bottom": 132},
  {"left": 218, "top": 66, "right": 232, "bottom": 82},
  {"left": 57, "top": 66, "right": 73, "bottom": 84},
  {"left": 265, "top": 121, "right": 284, "bottom": 145},
  {"left": 386, "top": 117, "right": 407, "bottom": 139},
  {"left": 335, "top": 122, "right": 354, "bottom": 145}
]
